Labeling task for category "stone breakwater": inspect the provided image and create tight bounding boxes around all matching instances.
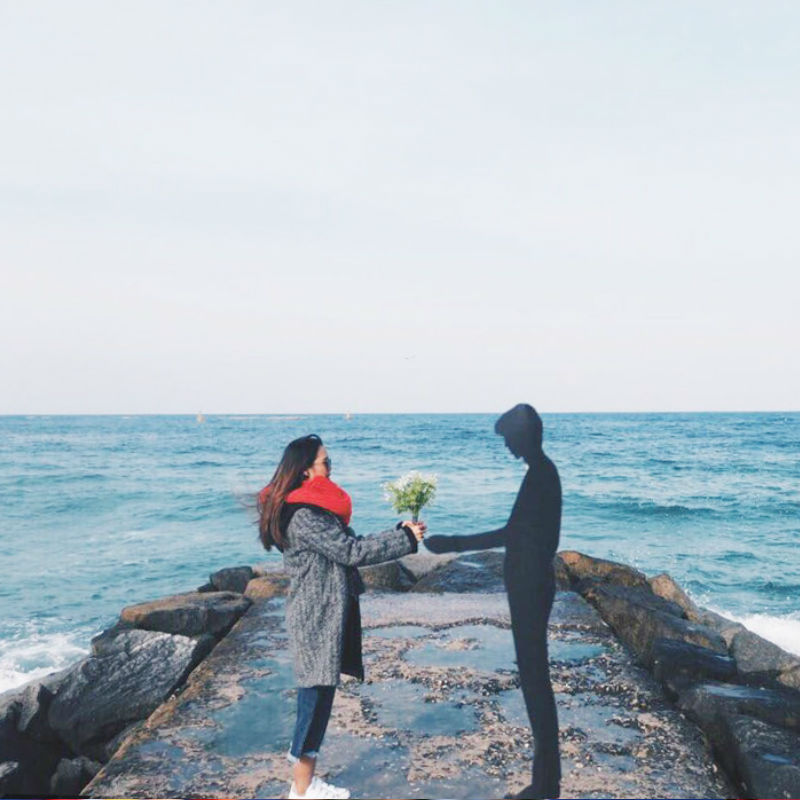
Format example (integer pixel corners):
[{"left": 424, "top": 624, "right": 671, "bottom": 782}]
[
  {"left": 0, "top": 567, "right": 255, "bottom": 798},
  {"left": 557, "top": 552, "right": 800, "bottom": 799},
  {"left": 0, "top": 551, "right": 798, "bottom": 799}
]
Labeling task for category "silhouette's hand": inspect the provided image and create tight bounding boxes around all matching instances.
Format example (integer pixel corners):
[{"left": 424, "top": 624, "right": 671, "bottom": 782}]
[
  {"left": 403, "top": 520, "right": 426, "bottom": 541},
  {"left": 424, "top": 535, "right": 453, "bottom": 554}
]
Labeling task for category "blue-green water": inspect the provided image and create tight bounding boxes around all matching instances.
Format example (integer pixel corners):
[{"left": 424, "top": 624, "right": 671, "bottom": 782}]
[{"left": 0, "top": 412, "right": 798, "bottom": 691}]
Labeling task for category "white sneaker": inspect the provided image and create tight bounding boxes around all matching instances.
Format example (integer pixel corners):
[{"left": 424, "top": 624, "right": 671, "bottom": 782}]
[{"left": 288, "top": 776, "right": 351, "bottom": 799}]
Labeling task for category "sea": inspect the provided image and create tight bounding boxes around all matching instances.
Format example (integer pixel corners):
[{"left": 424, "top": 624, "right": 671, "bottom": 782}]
[{"left": 1, "top": 413, "right": 798, "bottom": 694}]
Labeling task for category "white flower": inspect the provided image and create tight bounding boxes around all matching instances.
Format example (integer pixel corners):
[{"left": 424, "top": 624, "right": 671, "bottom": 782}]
[{"left": 383, "top": 471, "right": 437, "bottom": 520}]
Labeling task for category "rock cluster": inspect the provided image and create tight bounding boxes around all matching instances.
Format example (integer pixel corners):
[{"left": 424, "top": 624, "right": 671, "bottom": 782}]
[
  {"left": 558, "top": 550, "right": 800, "bottom": 800},
  {"left": 0, "top": 570, "right": 253, "bottom": 798}
]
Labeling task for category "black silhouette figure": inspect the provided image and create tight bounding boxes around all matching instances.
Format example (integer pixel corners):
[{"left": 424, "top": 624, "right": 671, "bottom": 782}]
[{"left": 425, "top": 404, "right": 561, "bottom": 799}]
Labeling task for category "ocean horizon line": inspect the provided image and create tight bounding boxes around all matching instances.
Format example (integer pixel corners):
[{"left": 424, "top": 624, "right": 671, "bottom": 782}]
[{"left": 2, "top": 409, "right": 799, "bottom": 417}]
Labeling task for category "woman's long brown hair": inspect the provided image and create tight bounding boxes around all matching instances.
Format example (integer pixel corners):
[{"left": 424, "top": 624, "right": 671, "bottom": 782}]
[{"left": 258, "top": 434, "right": 322, "bottom": 551}]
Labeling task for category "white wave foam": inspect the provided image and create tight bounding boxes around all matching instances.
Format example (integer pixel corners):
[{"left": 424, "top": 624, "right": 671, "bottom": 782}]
[
  {"left": 706, "top": 606, "right": 800, "bottom": 657},
  {"left": 0, "top": 632, "right": 88, "bottom": 694}
]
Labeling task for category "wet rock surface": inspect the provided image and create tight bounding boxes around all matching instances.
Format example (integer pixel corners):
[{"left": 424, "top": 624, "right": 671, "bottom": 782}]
[{"left": 84, "top": 592, "right": 731, "bottom": 799}]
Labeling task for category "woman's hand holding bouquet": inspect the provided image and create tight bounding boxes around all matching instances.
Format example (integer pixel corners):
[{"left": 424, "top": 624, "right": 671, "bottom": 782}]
[{"left": 402, "top": 520, "right": 427, "bottom": 541}]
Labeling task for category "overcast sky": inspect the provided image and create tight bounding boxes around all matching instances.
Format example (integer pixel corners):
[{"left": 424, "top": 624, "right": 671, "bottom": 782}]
[{"left": 2, "top": 1, "right": 798, "bottom": 413}]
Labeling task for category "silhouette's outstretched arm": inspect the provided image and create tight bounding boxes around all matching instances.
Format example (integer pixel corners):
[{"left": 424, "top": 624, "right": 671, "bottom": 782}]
[{"left": 424, "top": 526, "right": 506, "bottom": 553}]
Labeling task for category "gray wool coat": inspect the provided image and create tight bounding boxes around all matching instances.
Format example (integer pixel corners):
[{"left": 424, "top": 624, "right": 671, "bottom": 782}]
[{"left": 282, "top": 504, "right": 417, "bottom": 687}]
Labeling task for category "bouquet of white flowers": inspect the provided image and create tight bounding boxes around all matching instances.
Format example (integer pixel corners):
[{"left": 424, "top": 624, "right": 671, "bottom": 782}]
[{"left": 383, "top": 471, "right": 437, "bottom": 522}]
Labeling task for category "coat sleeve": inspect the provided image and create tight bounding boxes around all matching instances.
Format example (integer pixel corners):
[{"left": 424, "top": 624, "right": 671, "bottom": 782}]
[{"left": 290, "top": 507, "right": 417, "bottom": 567}]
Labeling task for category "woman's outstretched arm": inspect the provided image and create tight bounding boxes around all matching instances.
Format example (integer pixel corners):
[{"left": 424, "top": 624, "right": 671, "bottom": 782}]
[
  {"left": 290, "top": 507, "right": 417, "bottom": 566},
  {"left": 424, "top": 526, "right": 506, "bottom": 553}
]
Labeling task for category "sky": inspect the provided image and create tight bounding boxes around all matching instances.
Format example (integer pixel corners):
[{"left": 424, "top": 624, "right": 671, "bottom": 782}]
[{"left": 1, "top": 1, "right": 799, "bottom": 414}]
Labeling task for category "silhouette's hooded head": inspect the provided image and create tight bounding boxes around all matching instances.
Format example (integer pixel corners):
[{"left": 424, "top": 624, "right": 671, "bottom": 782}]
[{"left": 495, "top": 403, "right": 543, "bottom": 463}]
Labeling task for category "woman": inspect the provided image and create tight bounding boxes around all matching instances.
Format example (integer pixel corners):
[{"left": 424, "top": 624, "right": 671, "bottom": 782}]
[
  {"left": 258, "top": 434, "right": 425, "bottom": 800},
  {"left": 425, "top": 404, "right": 561, "bottom": 800}
]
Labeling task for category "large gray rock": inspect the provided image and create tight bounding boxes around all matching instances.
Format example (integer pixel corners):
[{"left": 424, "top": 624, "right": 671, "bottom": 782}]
[
  {"left": 0, "top": 669, "right": 74, "bottom": 751},
  {"left": 360, "top": 560, "right": 416, "bottom": 592},
  {"left": 553, "top": 554, "right": 571, "bottom": 591},
  {"left": 48, "top": 629, "right": 213, "bottom": 757},
  {"left": 463, "top": 550, "right": 506, "bottom": 576},
  {"left": 209, "top": 565, "right": 254, "bottom": 593},
  {"left": 0, "top": 700, "right": 65, "bottom": 797},
  {"left": 16, "top": 679, "right": 61, "bottom": 743},
  {"left": 648, "top": 573, "right": 701, "bottom": 621},
  {"left": 103, "top": 720, "right": 144, "bottom": 761},
  {"left": 49, "top": 755, "right": 101, "bottom": 797},
  {"left": 694, "top": 607, "right": 747, "bottom": 647},
  {"left": 720, "top": 714, "right": 800, "bottom": 799},
  {"left": 399, "top": 551, "right": 458, "bottom": 582},
  {"left": 244, "top": 573, "right": 290, "bottom": 601},
  {"left": 411, "top": 551, "right": 505, "bottom": 593},
  {"left": 117, "top": 591, "right": 251, "bottom": 638},
  {"left": 579, "top": 581, "right": 726, "bottom": 666},
  {"left": 549, "top": 590, "right": 611, "bottom": 633},
  {"left": 559, "top": 550, "right": 649, "bottom": 589},
  {"left": 779, "top": 664, "right": 800, "bottom": 692},
  {"left": 652, "top": 638, "right": 736, "bottom": 697},
  {"left": 0, "top": 762, "right": 21, "bottom": 796},
  {"left": 730, "top": 628, "right": 800, "bottom": 687},
  {"left": 580, "top": 580, "right": 686, "bottom": 619},
  {"left": 678, "top": 681, "right": 800, "bottom": 735},
  {"left": 0, "top": 690, "right": 21, "bottom": 728}
]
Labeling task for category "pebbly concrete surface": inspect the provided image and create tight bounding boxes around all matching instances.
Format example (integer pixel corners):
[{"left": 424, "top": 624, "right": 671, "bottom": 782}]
[{"left": 84, "top": 591, "right": 733, "bottom": 799}]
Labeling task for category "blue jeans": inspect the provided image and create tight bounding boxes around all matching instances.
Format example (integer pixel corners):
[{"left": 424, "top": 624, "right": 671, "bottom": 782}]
[{"left": 287, "top": 685, "right": 336, "bottom": 762}]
